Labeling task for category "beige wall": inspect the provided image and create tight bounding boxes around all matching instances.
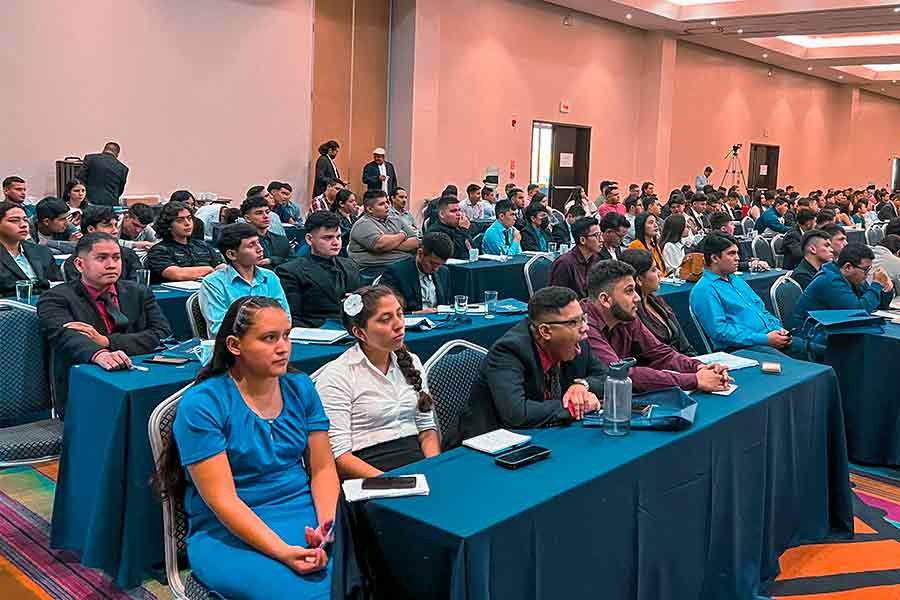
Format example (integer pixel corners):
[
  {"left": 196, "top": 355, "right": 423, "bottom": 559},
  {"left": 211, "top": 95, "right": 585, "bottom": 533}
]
[{"left": 0, "top": 0, "right": 314, "bottom": 201}]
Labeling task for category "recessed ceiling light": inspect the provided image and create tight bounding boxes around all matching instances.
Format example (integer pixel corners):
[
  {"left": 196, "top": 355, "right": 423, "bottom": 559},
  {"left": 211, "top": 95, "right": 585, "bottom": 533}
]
[
  {"left": 737, "top": 29, "right": 743, "bottom": 34},
  {"left": 894, "top": 7, "right": 900, "bottom": 12},
  {"left": 807, "top": 66, "right": 813, "bottom": 71},
  {"left": 626, "top": 13, "right": 632, "bottom": 19},
  {"left": 882, "top": 87, "right": 887, "bottom": 91},
  {"left": 838, "top": 75, "right": 844, "bottom": 79},
  {"left": 710, "top": 20, "right": 717, "bottom": 25},
  {"left": 763, "top": 53, "right": 769, "bottom": 58}
]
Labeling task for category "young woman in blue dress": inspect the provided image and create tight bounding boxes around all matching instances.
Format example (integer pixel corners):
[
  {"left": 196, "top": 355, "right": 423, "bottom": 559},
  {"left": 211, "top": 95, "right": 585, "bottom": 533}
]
[{"left": 153, "top": 295, "right": 340, "bottom": 599}]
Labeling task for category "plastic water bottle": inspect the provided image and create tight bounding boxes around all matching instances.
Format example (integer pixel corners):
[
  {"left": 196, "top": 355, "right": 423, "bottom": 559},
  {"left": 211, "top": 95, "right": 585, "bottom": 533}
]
[{"left": 603, "top": 358, "right": 636, "bottom": 437}]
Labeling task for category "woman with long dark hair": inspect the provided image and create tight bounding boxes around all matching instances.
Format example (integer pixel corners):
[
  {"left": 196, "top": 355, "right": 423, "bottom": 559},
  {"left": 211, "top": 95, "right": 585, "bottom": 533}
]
[
  {"left": 330, "top": 189, "right": 358, "bottom": 255},
  {"left": 315, "top": 286, "right": 439, "bottom": 478},
  {"left": 659, "top": 213, "right": 691, "bottom": 275},
  {"left": 153, "top": 296, "right": 339, "bottom": 599},
  {"left": 62, "top": 178, "right": 88, "bottom": 227},
  {"left": 619, "top": 249, "right": 697, "bottom": 356},
  {"left": 628, "top": 212, "right": 666, "bottom": 274}
]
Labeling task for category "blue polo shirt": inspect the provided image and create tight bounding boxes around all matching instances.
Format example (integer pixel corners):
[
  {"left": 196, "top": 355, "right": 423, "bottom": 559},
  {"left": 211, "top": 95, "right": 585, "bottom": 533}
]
[
  {"left": 198, "top": 265, "right": 290, "bottom": 336},
  {"left": 481, "top": 219, "right": 522, "bottom": 256}
]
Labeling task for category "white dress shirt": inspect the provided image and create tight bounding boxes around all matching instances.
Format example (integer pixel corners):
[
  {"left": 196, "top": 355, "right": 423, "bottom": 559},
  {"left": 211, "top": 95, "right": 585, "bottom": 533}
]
[
  {"left": 378, "top": 163, "right": 389, "bottom": 194},
  {"left": 419, "top": 269, "right": 437, "bottom": 308},
  {"left": 315, "top": 344, "right": 436, "bottom": 458}
]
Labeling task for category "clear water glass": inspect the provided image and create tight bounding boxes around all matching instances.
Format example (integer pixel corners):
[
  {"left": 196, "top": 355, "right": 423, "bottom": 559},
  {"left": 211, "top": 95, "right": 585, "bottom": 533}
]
[
  {"left": 135, "top": 269, "right": 151, "bottom": 287},
  {"left": 15, "top": 280, "right": 33, "bottom": 304},
  {"left": 484, "top": 290, "right": 498, "bottom": 319},
  {"left": 548, "top": 242, "right": 558, "bottom": 255},
  {"left": 559, "top": 244, "right": 570, "bottom": 254},
  {"left": 454, "top": 295, "right": 469, "bottom": 317},
  {"left": 468, "top": 248, "right": 479, "bottom": 262}
]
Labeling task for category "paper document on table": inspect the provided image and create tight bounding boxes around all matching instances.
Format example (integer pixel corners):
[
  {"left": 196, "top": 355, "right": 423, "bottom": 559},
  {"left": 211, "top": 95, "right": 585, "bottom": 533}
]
[
  {"left": 711, "top": 384, "right": 738, "bottom": 396},
  {"left": 873, "top": 310, "right": 900, "bottom": 323},
  {"left": 463, "top": 429, "right": 532, "bottom": 455},
  {"left": 479, "top": 254, "right": 510, "bottom": 262},
  {"left": 695, "top": 352, "right": 759, "bottom": 371},
  {"left": 160, "top": 280, "right": 203, "bottom": 291},
  {"left": 445, "top": 258, "right": 468, "bottom": 265},
  {"left": 289, "top": 328, "right": 348, "bottom": 344},
  {"left": 342, "top": 474, "right": 430, "bottom": 502},
  {"left": 437, "top": 304, "right": 487, "bottom": 314},
  {"left": 890, "top": 297, "right": 900, "bottom": 311}
]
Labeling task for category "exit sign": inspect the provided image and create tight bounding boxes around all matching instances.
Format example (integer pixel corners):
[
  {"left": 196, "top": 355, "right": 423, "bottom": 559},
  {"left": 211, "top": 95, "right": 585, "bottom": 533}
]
[{"left": 559, "top": 101, "right": 570, "bottom": 114}]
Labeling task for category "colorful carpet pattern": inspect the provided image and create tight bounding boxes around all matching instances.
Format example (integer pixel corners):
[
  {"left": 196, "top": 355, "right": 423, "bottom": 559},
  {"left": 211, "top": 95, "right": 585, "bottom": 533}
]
[{"left": 0, "top": 462, "right": 898, "bottom": 599}]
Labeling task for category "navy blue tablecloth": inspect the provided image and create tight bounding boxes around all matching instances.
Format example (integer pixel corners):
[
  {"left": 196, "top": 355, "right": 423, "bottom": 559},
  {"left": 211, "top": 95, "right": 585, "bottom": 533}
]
[
  {"left": 335, "top": 348, "right": 852, "bottom": 600},
  {"left": 151, "top": 285, "right": 194, "bottom": 340},
  {"left": 658, "top": 270, "right": 783, "bottom": 352},
  {"left": 447, "top": 255, "right": 531, "bottom": 302},
  {"left": 823, "top": 322, "right": 900, "bottom": 465},
  {"left": 50, "top": 312, "right": 524, "bottom": 589}
]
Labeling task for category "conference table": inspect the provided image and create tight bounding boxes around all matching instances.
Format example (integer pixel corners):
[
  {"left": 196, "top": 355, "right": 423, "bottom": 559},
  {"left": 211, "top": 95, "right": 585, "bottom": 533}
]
[
  {"left": 151, "top": 285, "right": 195, "bottom": 340},
  {"left": 658, "top": 269, "right": 784, "bottom": 352},
  {"left": 50, "top": 310, "right": 526, "bottom": 589},
  {"left": 447, "top": 254, "right": 532, "bottom": 303},
  {"left": 335, "top": 348, "right": 853, "bottom": 600},
  {"left": 824, "top": 321, "right": 900, "bottom": 466}
]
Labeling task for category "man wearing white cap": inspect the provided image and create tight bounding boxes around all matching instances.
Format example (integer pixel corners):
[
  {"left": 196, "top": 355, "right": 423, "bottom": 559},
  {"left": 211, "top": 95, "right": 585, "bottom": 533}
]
[{"left": 362, "top": 147, "right": 399, "bottom": 198}]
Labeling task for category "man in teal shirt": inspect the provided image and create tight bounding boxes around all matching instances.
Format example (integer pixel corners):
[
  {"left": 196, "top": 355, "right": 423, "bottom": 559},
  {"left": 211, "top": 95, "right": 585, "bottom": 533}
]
[
  {"left": 198, "top": 223, "right": 289, "bottom": 336},
  {"left": 481, "top": 199, "right": 523, "bottom": 256},
  {"left": 787, "top": 243, "right": 894, "bottom": 330},
  {"left": 690, "top": 232, "right": 792, "bottom": 351}
]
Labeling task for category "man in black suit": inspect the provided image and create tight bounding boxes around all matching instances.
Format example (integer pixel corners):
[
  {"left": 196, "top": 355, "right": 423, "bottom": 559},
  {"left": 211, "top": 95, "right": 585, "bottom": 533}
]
[
  {"left": 63, "top": 206, "right": 141, "bottom": 282},
  {"left": 276, "top": 210, "right": 361, "bottom": 327},
  {"left": 878, "top": 193, "right": 900, "bottom": 222},
  {"left": 0, "top": 201, "right": 62, "bottom": 297},
  {"left": 520, "top": 203, "right": 553, "bottom": 252},
  {"left": 790, "top": 229, "right": 834, "bottom": 290},
  {"left": 380, "top": 232, "right": 453, "bottom": 312},
  {"left": 76, "top": 142, "right": 128, "bottom": 207},
  {"left": 362, "top": 147, "right": 399, "bottom": 197},
  {"left": 427, "top": 196, "right": 473, "bottom": 260},
  {"left": 552, "top": 204, "right": 586, "bottom": 247},
  {"left": 240, "top": 196, "right": 292, "bottom": 268},
  {"left": 456, "top": 286, "right": 607, "bottom": 447},
  {"left": 780, "top": 208, "right": 816, "bottom": 271},
  {"left": 37, "top": 232, "right": 171, "bottom": 413},
  {"left": 598, "top": 212, "right": 629, "bottom": 261},
  {"left": 313, "top": 140, "right": 341, "bottom": 198}
]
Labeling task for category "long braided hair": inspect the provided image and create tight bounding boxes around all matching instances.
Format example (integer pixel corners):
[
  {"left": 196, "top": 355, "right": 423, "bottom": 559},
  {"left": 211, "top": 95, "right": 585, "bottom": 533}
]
[
  {"left": 151, "top": 296, "right": 289, "bottom": 501},
  {"left": 341, "top": 285, "right": 433, "bottom": 412}
]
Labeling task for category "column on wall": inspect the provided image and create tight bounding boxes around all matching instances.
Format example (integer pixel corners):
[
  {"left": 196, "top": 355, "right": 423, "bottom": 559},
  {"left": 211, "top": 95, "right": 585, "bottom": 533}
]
[{"left": 635, "top": 32, "right": 678, "bottom": 199}]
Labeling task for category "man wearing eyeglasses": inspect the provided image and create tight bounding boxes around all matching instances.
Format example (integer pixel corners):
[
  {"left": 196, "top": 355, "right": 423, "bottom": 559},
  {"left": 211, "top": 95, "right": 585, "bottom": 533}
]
[
  {"left": 457, "top": 286, "right": 608, "bottom": 447},
  {"left": 549, "top": 217, "right": 602, "bottom": 299},
  {"left": 787, "top": 243, "right": 894, "bottom": 330}
]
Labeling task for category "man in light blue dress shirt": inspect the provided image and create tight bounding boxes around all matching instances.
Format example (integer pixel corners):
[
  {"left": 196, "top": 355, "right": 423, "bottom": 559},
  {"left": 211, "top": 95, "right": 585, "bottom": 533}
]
[
  {"left": 480, "top": 199, "right": 522, "bottom": 256},
  {"left": 689, "top": 232, "right": 792, "bottom": 352},
  {"left": 198, "top": 223, "right": 289, "bottom": 336},
  {"left": 695, "top": 166, "right": 713, "bottom": 192}
]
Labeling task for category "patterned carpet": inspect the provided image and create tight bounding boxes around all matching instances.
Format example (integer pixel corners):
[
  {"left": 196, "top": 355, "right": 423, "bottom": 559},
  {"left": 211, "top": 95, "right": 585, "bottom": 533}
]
[{"left": 0, "top": 462, "right": 898, "bottom": 599}]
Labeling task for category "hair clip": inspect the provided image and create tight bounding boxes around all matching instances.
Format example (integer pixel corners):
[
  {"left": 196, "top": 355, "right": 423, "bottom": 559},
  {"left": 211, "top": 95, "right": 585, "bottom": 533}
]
[{"left": 343, "top": 293, "right": 363, "bottom": 317}]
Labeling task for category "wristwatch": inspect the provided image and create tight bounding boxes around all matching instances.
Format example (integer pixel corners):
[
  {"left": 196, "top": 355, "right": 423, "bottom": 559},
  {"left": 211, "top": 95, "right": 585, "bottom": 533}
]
[{"left": 572, "top": 378, "right": 589, "bottom": 389}]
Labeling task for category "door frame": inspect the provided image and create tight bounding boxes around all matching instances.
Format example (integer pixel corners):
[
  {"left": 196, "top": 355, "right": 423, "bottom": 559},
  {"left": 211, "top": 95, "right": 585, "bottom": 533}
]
[
  {"left": 532, "top": 120, "right": 592, "bottom": 208},
  {"left": 747, "top": 143, "right": 780, "bottom": 191}
]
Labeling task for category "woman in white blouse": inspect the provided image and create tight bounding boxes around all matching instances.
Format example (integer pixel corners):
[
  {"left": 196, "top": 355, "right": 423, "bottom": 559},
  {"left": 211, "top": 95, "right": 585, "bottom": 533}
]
[
  {"left": 315, "top": 285, "right": 440, "bottom": 479},
  {"left": 659, "top": 214, "right": 691, "bottom": 275}
]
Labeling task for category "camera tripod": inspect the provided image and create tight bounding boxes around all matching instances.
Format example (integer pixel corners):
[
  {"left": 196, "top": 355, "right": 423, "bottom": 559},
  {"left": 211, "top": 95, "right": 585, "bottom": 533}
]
[{"left": 720, "top": 144, "right": 749, "bottom": 194}]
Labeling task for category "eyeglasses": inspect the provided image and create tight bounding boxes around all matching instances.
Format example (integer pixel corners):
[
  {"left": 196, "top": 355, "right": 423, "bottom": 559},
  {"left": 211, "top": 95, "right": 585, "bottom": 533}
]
[
  {"left": 850, "top": 263, "right": 872, "bottom": 275},
  {"left": 539, "top": 314, "right": 588, "bottom": 328}
]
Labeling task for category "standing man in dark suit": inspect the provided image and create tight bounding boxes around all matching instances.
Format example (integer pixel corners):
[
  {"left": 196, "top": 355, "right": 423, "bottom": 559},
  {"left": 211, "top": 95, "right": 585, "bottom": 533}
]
[
  {"left": 0, "top": 201, "right": 62, "bottom": 297},
  {"left": 380, "top": 232, "right": 453, "bottom": 312},
  {"left": 76, "top": 142, "right": 128, "bottom": 207},
  {"left": 240, "top": 196, "right": 292, "bottom": 268},
  {"left": 37, "top": 232, "right": 171, "bottom": 412},
  {"left": 456, "top": 286, "right": 607, "bottom": 447},
  {"left": 362, "top": 147, "right": 399, "bottom": 197},
  {"left": 313, "top": 140, "right": 341, "bottom": 198},
  {"left": 276, "top": 210, "right": 361, "bottom": 327}
]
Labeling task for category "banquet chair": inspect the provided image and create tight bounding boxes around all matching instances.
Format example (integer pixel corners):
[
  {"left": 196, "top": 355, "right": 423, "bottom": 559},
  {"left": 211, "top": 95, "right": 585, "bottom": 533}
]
[
  {"left": 148, "top": 383, "right": 217, "bottom": 600},
  {"left": 551, "top": 208, "right": 566, "bottom": 226},
  {"left": 752, "top": 236, "right": 775, "bottom": 266},
  {"left": 0, "top": 300, "right": 63, "bottom": 467},
  {"left": 770, "top": 275, "right": 802, "bottom": 325},
  {"left": 186, "top": 292, "right": 210, "bottom": 340},
  {"left": 741, "top": 216, "right": 755, "bottom": 235},
  {"left": 866, "top": 224, "right": 885, "bottom": 246},
  {"left": 770, "top": 234, "right": 785, "bottom": 268},
  {"left": 688, "top": 304, "right": 714, "bottom": 355},
  {"left": 422, "top": 340, "right": 488, "bottom": 450},
  {"left": 524, "top": 254, "right": 554, "bottom": 298},
  {"left": 472, "top": 233, "right": 484, "bottom": 251}
]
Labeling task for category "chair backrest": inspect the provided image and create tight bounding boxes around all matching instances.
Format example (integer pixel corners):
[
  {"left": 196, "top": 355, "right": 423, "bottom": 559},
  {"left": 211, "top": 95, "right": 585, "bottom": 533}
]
[
  {"left": 688, "top": 304, "right": 714, "bottom": 354},
  {"left": 732, "top": 221, "right": 745, "bottom": 237},
  {"left": 524, "top": 254, "right": 554, "bottom": 298},
  {"left": 867, "top": 224, "right": 885, "bottom": 246},
  {"left": 185, "top": 292, "right": 210, "bottom": 340},
  {"left": 472, "top": 233, "right": 484, "bottom": 251},
  {"left": 770, "top": 275, "right": 803, "bottom": 324},
  {"left": 741, "top": 216, "right": 755, "bottom": 234},
  {"left": 422, "top": 340, "right": 488, "bottom": 449},
  {"left": 752, "top": 236, "right": 775, "bottom": 265},
  {"left": 0, "top": 301, "right": 52, "bottom": 425},
  {"left": 551, "top": 208, "right": 566, "bottom": 225},
  {"left": 770, "top": 234, "right": 785, "bottom": 267},
  {"left": 147, "top": 383, "right": 194, "bottom": 600}
]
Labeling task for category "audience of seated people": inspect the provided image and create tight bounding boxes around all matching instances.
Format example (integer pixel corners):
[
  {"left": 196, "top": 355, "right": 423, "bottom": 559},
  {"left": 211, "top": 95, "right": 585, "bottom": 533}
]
[
  {"left": 349, "top": 190, "right": 419, "bottom": 275},
  {"left": 520, "top": 202, "right": 552, "bottom": 252},
  {"left": 315, "top": 285, "right": 440, "bottom": 476},
  {"left": 31, "top": 196, "right": 81, "bottom": 251},
  {"left": 0, "top": 200, "right": 62, "bottom": 297},
  {"left": 461, "top": 183, "right": 487, "bottom": 221},
  {"left": 146, "top": 200, "right": 223, "bottom": 283},
  {"left": 872, "top": 234, "right": 900, "bottom": 291},
  {"left": 659, "top": 214, "right": 691, "bottom": 275},
  {"left": 481, "top": 199, "right": 523, "bottom": 256},
  {"left": 310, "top": 177, "right": 344, "bottom": 215},
  {"left": 597, "top": 212, "right": 629, "bottom": 261},
  {"left": 426, "top": 195, "right": 473, "bottom": 260},
  {"left": 754, "top": 193, "right": 790, "bottom": 235},
  {"left": 550, "top": 217, "right": 601, "bottom": 298},
  {"left": 268, "top": 181, "right": 301, "bottom": 225},
  {"left": 276, "top": 210, "right": 361, "bottom": 327},
  {"left": 331, "top": 188, "right": 359, "bottom": 254},
  {"left": 38, "top": 232, "right": 171, "bottom": 410},
  {"left": 581, "top": 260, "right": 730, "bottom": 393},
  {"left": 597, "top": 183, "right": 624, "bottom": 218},
  {"left": 628, "top": 212, "right": 665, "bottom": 272},
  {"left": 61, "top": 178, "right": 88, "bottom": 228},
  {"left": 480, "top": 185, "right": 497, "bottom": 220},
  {"left": 707, "top": 212, "right": 771, "bottom": 271},
  {"left": 170, "top": 190, "right": 205, "bottom": 240},
  {"left": 244, "top": 185, "right": 286, "bottom": 236},
  {"left": 787, "top": 243, "right": 894, "bottom": 330},
  {"left": 158, "top": 296, "right": 338, "bottom": 598},
  {"left": 781, "top": 208, "right": 817, "bottom": 270},
  {"left": 240, "top": 195, "right": 293, "bottom": 268},
  {"left": 118, "top": 203, "right": 158, "bottom": 250},
  {"left": 3, "top": 175, "right": 35, "bottom": 218},
  {"left": 198, "top": 223, "right": 289, "bottom": 336},
  {"left": 389, "top": 187, "right": 417, "bottom": 234},
  {"left": 553, "top": 204, "right": 585, "bottom": 247},
  {"left": 63, "top": 205, "right": 142, "bottom": 282},
  {"left": 380, "top": 232, "right": 453, "bottom": 312},
  {"left": 458, "top": 286, "right": 606, "bottom": 447},
  {"left": 789, "top": 229, "right": 834, "bottom": 290},
  {"left": 689, "top": 233, "right": 792, "bottom": 352}
]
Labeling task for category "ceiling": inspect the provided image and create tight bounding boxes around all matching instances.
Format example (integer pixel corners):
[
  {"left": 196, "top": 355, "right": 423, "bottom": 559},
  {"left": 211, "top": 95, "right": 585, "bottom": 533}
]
[{"left": 546, "top": 0, "right": 900, "bottom": 98}]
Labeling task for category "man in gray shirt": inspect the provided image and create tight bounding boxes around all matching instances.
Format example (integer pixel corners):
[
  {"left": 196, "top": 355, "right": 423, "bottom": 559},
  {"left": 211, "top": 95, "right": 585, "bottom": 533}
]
[{"left": 348, "top": 189, "right": 419, "bottom": 273}]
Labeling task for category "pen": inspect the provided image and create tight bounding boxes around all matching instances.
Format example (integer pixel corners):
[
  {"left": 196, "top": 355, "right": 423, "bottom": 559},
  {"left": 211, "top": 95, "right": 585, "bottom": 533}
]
[
  {"left": 131, "top": 365, "right": 149, "bottom": 372},
  {"left": 317, "top": 522, "right": 335, "bottom": 549}
]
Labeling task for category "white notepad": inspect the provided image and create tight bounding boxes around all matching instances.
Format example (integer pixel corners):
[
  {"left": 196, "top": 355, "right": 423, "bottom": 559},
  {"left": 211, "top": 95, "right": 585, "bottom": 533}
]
[
  {"left": 711, "top": 384, "right": 739, "bottom": 396},
  {"left": 437, "top": 304, "right": 487, "bottom": 314},
  {"left": 462, "top": 429, "right": 532, "bottom": 455},
  {"left": 695, "top": 352, "right": 759, "bottom": 371},
  {"left": 478, "top": 254, "right": 510, "bottom": 262},
  {"left": 445, "top": 258, "right": 468, "bottom": 265},
  {"left": 342, "top": 474, "right": 430, "bottom": 503},
  {"left": 160, "top": 280, "right": 203, "bottom": 291},
  {"left": 288, "top": 328, "right": 348, "bottom": 344}
]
